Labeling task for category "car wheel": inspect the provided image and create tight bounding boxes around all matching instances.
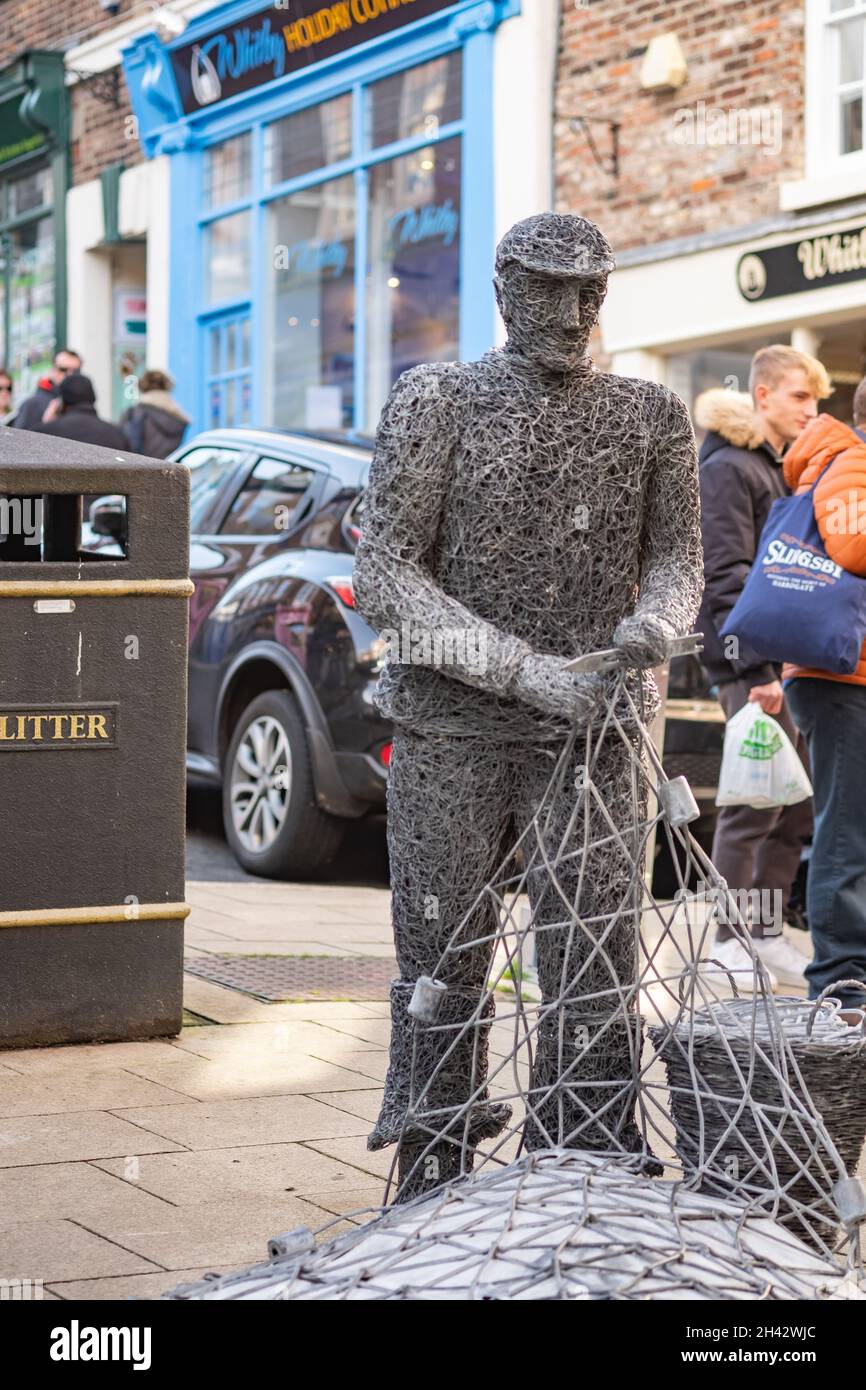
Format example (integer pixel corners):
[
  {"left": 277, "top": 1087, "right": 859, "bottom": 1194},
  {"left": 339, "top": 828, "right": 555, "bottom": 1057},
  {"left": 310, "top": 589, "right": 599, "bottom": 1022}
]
[{"left": 222, "top": 689, "right": 345, "bottom": 879}]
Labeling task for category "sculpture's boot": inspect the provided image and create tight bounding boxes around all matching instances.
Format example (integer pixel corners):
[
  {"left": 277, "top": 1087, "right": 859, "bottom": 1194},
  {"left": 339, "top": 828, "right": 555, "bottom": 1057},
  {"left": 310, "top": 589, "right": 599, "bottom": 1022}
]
[{"left": 369, "top": 981, "right": 512, "bottom": 1201}]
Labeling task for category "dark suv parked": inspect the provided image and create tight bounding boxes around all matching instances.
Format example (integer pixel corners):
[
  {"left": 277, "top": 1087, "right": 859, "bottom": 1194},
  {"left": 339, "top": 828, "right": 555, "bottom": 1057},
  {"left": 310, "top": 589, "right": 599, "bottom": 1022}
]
[
  {"left": 169, "top": 427, "right": 390, "bottom": 878},
  {"left": 90, "top": 426, "right": 724, "bottom": 881}
]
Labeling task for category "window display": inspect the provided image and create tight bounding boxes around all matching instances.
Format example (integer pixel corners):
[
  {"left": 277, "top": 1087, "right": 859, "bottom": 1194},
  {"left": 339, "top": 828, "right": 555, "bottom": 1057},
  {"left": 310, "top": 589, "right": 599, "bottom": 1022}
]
[
  {"left": 204, "top": 132, "right": 251, "bottom": 209},
  {"left": 0, "top": 201, "right": 54, "bottom": 399},
  {"left": 264, "top": 95, "right": 352, "bottom": 186},
  {"left": 366, "top": 136, "right": 460, "bottom": 430},
  {"left": 200, "top": 51, "right": 465, "bottom": 431},
  {"left": 267, "top": 175, "right": 356, "bottom": 429},
  {"left": 204, "top": 210, "right": 250, "bottom": 305}
]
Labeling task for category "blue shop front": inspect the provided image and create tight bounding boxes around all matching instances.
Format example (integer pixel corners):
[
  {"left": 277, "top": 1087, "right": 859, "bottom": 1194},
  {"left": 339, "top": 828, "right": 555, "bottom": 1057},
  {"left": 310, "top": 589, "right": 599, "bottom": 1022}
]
[{"left": 123, "top": 0, "right": 521, "bottom": 436}]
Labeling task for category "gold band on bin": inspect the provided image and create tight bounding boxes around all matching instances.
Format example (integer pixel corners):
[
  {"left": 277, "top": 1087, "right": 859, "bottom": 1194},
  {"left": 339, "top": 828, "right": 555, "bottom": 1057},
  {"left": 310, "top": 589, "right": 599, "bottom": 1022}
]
[
  {"left": 0, "top": 579, "right": 194, "bottom": 598},
  {"left": 0, "top": 902, "right": 191, "bottom": 929}
]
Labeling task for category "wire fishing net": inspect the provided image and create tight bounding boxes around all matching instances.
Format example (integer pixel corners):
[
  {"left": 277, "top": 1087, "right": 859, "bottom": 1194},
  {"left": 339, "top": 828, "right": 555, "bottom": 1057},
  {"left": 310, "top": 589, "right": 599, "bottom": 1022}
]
[
  {"left": 163, "top": 646, "right": 866, "bottom": 1301},
  {"left": 164, "top": 1152, "right": 858, "bottom": 1302},
  {"left": 376, "top": 654, "right": 866, "bottom": 1255}
]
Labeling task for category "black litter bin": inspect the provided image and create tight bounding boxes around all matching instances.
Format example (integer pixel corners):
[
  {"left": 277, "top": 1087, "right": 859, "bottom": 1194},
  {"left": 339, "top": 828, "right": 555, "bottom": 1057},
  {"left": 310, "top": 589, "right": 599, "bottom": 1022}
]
[{"left": 0, "top": 428, "right": 192, "bottom": 1047}]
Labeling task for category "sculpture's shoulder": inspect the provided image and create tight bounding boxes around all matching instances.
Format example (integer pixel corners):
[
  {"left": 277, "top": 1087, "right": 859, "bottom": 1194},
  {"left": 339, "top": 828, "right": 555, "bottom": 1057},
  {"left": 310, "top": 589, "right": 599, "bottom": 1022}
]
[
  {"left": 447, "top": 348, "right": 534, "bottom": 405},
  {"left": 596, "top": 372, "right": 689, "bottom": 422},
  {"left": 387, "top": 359, "right": 465, "bottom": 408},
  {"left": 377, "top": 362, "right": 462, "bottom": 441},
  {"left": 380, "top": 359, "right": 489, "bottom": 444},
  {"left": 390, "top": 353, "right": 506, "bottom": 396}
]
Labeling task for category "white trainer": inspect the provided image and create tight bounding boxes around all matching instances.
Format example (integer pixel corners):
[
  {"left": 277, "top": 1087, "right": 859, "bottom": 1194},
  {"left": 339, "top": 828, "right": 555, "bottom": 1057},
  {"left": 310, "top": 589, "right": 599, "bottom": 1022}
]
[
  {"left": 753, "top": 933, "right": 809, "bottom": 988},
  {"left": 702, "top": 936, "right": 778, "bottom": 993}
]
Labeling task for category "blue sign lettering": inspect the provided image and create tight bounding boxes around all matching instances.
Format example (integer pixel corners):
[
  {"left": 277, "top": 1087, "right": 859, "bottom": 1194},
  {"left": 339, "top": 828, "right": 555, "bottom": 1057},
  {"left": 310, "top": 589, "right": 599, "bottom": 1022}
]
[
  {"left": 284, "top": 239, "right": 349, "bottom": 278},
  {"left": 386, "top": 199, "right": 459, "bottom": 251},
  {"left": 200, "top": 19, "right": 286, "bottom": 88}
]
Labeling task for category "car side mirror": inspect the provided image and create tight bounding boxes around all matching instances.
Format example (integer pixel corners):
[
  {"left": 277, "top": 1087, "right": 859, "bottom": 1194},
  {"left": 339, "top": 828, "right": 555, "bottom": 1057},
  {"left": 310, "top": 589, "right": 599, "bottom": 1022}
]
[{"left": 89, "top": 494, "right": 127, "bottom": 540}]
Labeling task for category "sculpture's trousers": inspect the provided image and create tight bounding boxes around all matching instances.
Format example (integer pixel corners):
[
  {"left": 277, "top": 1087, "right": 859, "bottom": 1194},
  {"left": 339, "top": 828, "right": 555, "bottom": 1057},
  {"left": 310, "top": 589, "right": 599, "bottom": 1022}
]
[{"left": 370, "top": 726, "right": 649, "bottom": 1199}]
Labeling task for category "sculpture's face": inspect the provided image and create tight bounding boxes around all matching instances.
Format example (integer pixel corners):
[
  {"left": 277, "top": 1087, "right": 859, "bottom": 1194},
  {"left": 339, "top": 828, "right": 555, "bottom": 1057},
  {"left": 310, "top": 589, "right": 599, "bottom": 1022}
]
[{"left": 495, "top": 265, "right": 608, "bottom": 373}]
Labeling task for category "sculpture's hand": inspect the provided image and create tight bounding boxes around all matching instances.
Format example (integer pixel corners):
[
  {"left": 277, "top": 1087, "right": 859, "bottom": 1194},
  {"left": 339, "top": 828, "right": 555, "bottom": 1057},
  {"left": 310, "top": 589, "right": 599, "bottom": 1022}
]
[
  {"left": 612, "top": 613, "right": 674, "bottom": 670},
  {"left": 510, "top": 653, "right": 604, "bottom": 723}
]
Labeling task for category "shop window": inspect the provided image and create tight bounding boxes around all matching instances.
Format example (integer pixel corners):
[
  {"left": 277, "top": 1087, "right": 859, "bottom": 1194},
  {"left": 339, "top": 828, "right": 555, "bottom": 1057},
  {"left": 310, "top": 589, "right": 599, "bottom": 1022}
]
[
  {"left": 667, "top": 346, "right": 783, "bottom": 436},
  {"left": 8, "top": 166, "right": 52, "bottom": 217},
  {"left": 365, "top": 51, "right": 461, "bottom": 148},
  {"left": 221, "top": 457, "right": 316, "bottom": 535},
  {"left": 0, "top": 212, "right": 55, "bottom": 400},
  {"left": 365, "top": 136, "right": 461, "bottom": 430},
  {"left": 204, "top": 312, "right": 252, "bottom": 430},
  {"left": 811, "top": 0, "right": 866, "bottom": 165},
  {"left": 824, "top": 376, "right": 858, "bottom": 423},
  {"left": 204, "top": 133, "right": 251, "bottom": 209},
  {"left": 264, "top": 94, "right": 352, "bottom": 186},
  {"left": 266, "top": 173, "right": 356, "bottom": 430},
  {"left": 834, "top": 2, "right": 866, "bottom": 154},
  {"left": 203, "top": 210, "right": 250, "bottom": 305},
  {"left": 195, "top": 49, "right": 467, "bottom": 432},
  {"left": 670, "top": 333, "right": 865, "bottom": 436}
]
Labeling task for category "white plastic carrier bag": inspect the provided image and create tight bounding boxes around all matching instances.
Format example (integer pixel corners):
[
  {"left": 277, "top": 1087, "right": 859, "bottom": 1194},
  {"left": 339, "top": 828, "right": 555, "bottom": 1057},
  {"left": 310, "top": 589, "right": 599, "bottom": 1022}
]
[{"left": 715, "top": 703, "right": 813, "bottom": 810}]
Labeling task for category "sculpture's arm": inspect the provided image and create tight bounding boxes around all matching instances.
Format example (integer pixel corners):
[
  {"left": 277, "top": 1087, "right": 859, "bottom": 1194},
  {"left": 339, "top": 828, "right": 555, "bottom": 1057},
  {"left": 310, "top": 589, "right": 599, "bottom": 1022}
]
[
  {"left": 353, "top": 364, "right": 533, "bottom": 697},
  {"left": 614, "top": 387, "right": 703, "bottom": 666}
]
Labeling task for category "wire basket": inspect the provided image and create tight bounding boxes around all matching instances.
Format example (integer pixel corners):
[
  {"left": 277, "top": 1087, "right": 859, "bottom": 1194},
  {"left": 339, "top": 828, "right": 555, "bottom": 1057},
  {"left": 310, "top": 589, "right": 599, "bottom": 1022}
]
[{"left": 649, "top": 987, "right": 866, "bottom": 1247}]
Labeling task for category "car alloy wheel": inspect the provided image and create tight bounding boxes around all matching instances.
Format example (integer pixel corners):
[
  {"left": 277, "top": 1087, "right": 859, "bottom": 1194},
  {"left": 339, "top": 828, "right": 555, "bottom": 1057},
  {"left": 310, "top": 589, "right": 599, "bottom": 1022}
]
[{"left": 229, "top": 714, "right": 291, "bottom": 853}]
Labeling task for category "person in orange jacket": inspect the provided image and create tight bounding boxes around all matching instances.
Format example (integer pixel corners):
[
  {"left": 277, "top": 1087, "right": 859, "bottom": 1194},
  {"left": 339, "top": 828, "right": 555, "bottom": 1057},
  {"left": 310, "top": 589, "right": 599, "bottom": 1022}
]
[{"left": 783, "top": 382, "right": 866, "bottom": 1021}]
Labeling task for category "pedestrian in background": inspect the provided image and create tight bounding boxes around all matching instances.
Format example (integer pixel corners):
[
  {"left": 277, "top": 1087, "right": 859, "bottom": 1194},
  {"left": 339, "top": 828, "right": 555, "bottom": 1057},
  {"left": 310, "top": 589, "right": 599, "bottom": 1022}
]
[
  {"left": 35, "top": 373, "right": 126, "bottom": 450},
  {"left": 695, "top": 344, "right": 832, "bottom": 990},
  {"left": 12, "top": 348, "right": 82, "bottom": 431},
  {"left": 120, "top": 369, "right": 190, "bottom": 458},
  {"left": 0, "top": 368, "right": 14, "bottom": 424},
  {"left": 783, "top": 379, "right": 866, "bottom": 1021}
]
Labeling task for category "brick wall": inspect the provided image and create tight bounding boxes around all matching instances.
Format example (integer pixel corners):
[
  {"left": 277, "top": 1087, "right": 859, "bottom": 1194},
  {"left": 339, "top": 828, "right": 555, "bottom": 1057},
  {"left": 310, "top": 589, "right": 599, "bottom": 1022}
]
[
  {"left": 1, "top": 0, "right": 143, "bottom": 184},
  {"left": 555, "top": 0, "right": 806, "bottom": 253},
  {"left": 0, "top": 0, "right": 137, "bottom": 69},
  {"left": 71, "top": 80, "right": 142, "bottom": 185}
]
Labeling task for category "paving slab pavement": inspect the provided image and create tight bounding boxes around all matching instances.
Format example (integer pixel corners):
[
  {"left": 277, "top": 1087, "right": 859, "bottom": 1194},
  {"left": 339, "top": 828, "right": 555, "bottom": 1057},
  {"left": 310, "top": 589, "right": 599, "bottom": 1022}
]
[
  {"left": 0, "top": 873, "right": 394, "bottom": 1299},
  {"left": 0, "top": 863, "right": 846, "bottom": 1302}
]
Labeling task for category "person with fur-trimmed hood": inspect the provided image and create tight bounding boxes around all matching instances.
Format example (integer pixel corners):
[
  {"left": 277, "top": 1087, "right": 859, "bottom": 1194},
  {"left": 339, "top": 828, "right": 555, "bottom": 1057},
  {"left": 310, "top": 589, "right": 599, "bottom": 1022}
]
[
  {"left": 120, "top": 369, "right": 190, "bottom": 459},
  {"left": 696, "top": 345, "right": 832, "bottom": 991}
]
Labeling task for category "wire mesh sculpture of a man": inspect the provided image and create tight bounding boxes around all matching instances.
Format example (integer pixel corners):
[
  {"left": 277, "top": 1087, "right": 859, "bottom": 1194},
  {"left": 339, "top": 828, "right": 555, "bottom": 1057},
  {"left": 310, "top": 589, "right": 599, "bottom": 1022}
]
[{"left": 353, "top": 212, "right": 703, "bottom": 1198}]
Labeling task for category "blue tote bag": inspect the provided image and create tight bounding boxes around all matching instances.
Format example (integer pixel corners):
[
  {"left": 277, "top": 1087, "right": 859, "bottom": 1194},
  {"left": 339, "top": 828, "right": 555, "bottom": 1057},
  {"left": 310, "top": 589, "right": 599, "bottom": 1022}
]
[{"left": 720, "top": 471, "right": 866, "bottom": 674}]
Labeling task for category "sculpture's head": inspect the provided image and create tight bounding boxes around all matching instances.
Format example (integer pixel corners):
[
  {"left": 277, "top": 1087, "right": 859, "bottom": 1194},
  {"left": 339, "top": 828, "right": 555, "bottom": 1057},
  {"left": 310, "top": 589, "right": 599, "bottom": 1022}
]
[{"left": 494, "top": 213, "right": 615, "bottom": 372}]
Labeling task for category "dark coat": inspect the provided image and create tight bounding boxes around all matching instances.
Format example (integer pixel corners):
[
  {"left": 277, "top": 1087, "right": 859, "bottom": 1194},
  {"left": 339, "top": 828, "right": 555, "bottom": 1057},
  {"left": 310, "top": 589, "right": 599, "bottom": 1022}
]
[
  {"left": 120, "top": 392, "right": 189, "bottom": 459},
  {"left": 36, "top": 404, "right": 127, "bottom": 451},
  {"left": 695, "top": 388, "right": 789, "bottom": 688},
  {"left": 12, "top": 380, "right": 56, "bottom": 431}
]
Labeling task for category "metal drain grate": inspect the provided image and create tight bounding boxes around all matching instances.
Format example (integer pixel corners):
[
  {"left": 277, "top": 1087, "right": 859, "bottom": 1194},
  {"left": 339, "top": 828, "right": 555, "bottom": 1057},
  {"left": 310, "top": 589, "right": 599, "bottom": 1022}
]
[{"left": 184, "top": 953, "right": 396, "bottom": 1002}]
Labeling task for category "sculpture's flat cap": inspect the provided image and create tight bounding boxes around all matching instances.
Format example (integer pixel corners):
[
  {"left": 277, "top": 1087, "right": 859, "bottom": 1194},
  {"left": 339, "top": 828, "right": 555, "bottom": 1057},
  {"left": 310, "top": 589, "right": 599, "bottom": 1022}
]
[{"left": 495, "top": 213, "right": 616, "bottom": 278}]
